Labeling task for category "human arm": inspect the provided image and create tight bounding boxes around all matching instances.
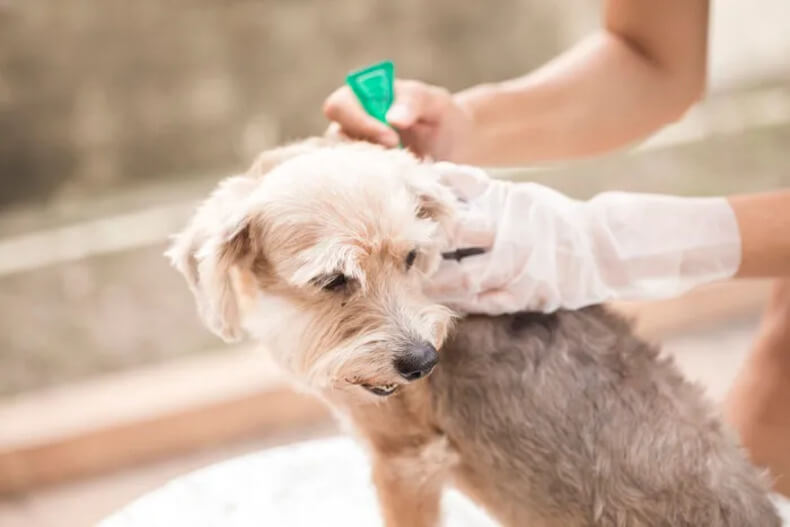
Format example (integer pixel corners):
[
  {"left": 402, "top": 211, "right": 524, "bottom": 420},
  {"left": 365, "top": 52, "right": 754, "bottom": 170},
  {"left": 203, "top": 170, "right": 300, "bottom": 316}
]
[
  {"left": 324, "top": 0, "right": 710, "bottom": 165},
  {"left": 730, "top": 192, "right": 790, "bottom": 278},
  {"left": 427, "top": 165, "right": 789, "bottom": 315}
]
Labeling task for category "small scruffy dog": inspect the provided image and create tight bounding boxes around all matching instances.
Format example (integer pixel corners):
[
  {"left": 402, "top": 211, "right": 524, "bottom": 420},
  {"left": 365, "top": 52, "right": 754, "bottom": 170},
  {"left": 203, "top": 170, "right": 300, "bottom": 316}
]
[{"left": 167, "top": 139, "right": 780, "bottom": 526}]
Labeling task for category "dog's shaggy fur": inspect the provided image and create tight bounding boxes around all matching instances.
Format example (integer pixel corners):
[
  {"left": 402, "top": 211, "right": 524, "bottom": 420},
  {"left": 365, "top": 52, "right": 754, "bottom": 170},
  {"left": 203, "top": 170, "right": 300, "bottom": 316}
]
[{"left": 168, "top": 139, "right": 780, "bottom": 526}]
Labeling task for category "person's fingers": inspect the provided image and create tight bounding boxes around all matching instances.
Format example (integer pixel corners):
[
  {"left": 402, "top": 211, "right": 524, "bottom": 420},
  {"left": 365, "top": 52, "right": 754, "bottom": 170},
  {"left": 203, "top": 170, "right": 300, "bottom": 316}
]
[
  {"left": 323, "top": 86, "right": 399, "bottom": 147},
  {"left": 474, "top": 286, "right": 557, "bottom": 314},
  {"left": 424, "top": 259, "right": 480, "bottom": 298},
  {"left": 324, "top": 79, "right": 453, "bottom": 153},
  {"left": 430, "top": 290, "right": 502, "bottom": 316},
  {"left": 387, "top": 81, "right": 451, "bottom": 129},
  {"left": 432, "top": 162, "right": 491, "bottom": 201},
  {"left": 426, "top": 253, "right": 534, "bottom": 315},
  {"left": 424, "top": 249, "right": 500, "bottom": 298},
  {"left": 451, "top": 212, "right": 495, "bottom": 249},
  {"left": 447, "top": 296, "right": 494, "bottom": 315},
  {"left": 456, "top": 252, "right": 506, "bottom": 296},
  {"left": 385, "top": 102, "right": 417, "bottom": 129},
  {"left": 463, "top": 288, "right": 521, "bottom": 315},
  {"left": 395, "top": 123, "right": 426, "bottom": 157}
]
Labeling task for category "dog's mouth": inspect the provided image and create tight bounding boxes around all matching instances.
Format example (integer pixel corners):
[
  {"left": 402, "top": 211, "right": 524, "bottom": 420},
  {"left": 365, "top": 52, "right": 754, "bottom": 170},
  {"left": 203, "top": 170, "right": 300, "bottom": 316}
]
[{"left": 360, "top": 383, "right": 400, "bottom": 397}]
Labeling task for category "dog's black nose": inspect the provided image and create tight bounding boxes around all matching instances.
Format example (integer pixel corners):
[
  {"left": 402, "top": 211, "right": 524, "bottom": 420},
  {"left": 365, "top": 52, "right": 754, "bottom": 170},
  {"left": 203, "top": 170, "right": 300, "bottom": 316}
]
[{"left": 394, "top": 342, "right": 439, "bottom": 381}]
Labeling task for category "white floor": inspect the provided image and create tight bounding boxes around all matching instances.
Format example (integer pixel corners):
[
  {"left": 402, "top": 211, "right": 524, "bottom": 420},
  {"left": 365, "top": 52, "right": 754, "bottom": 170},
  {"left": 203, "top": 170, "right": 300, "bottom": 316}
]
[{"left": 100, "top": 435, "right": 790, "bottom": 527}]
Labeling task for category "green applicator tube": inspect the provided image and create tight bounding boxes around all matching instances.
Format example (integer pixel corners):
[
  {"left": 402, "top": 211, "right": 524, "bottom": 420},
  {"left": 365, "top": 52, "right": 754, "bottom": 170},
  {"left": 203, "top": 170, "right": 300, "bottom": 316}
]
[
  {"left": 346, "top": 60, "right": 401, "bottom": 147},
  {"left": 346, "top": 60, "right": 395, "bottom": 124}
]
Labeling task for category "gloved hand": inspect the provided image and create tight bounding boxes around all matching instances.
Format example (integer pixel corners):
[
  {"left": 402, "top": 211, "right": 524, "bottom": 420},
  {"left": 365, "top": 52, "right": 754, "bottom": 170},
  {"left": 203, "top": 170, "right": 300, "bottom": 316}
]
[{"left": 426, "top": 163, "right": 742, "bottom": 314}]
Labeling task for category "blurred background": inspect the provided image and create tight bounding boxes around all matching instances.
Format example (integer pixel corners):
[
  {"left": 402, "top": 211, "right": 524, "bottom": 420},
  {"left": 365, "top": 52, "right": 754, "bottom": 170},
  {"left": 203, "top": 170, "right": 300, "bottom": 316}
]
[{"left": 0, "top": 1, "right": 788, "bottom": 525}]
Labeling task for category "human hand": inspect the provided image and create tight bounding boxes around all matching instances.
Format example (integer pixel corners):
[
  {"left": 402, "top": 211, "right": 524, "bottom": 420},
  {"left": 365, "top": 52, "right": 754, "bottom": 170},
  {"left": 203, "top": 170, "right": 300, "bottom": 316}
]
[
  {"left": 426, "top": 163, "right": 741, "bottom": 315},
  {"left": 323, "top": 79, "right": 478, "bottom": 162}
]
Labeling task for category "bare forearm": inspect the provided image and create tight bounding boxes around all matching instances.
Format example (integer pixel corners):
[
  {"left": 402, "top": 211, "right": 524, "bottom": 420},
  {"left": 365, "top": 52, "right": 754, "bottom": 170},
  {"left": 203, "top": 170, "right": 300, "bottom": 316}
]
[
  {"left": 453, "top": 0, "right": 709, "bottom": 165},
  {"left": 731, "top": 191, "right": 790, "bottom": 278},
  {"left": 454, "top": 35, "right": 692, "bottom": 164}
]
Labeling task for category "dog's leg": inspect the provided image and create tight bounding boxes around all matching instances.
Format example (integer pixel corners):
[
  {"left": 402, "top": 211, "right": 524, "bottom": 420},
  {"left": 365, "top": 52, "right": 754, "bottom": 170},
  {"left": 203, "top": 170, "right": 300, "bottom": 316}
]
[
  {"left": 370, "top": 436, "right": 456, "bottom": 527},
  {"left": 371, "top": 455, "right": 443, "bottom": 527}
]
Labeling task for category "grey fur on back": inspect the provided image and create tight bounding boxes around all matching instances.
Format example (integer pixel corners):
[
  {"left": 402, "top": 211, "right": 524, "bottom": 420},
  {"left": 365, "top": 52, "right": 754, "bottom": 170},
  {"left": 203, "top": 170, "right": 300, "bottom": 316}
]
[{"left": 430, "top": 307, "right": 780, "bottom": 526}]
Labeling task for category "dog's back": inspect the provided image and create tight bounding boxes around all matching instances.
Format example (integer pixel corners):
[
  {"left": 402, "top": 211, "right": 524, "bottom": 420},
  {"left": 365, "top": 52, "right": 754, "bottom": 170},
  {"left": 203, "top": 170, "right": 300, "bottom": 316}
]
[{"left": 429, "top": 307, "right": 780, "bottom": 526}]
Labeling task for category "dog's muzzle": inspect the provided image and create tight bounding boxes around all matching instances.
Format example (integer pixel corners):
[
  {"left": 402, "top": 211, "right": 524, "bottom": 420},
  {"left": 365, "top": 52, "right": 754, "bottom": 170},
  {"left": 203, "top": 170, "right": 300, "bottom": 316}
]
[{"left": 360, "top": 341, "right": 440, "bottom": 397}]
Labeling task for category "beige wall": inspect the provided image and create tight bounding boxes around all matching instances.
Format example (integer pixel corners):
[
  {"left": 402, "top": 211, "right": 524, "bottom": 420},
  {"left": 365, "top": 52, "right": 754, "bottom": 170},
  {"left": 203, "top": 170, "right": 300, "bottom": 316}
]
[{"left": 0, "top": 1, "right": 595, "bottom": 207}]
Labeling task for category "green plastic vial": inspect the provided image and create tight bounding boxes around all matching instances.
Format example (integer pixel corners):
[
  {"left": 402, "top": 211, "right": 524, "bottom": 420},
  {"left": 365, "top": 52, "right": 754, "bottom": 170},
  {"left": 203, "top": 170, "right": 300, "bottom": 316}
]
[{"left": 345, "top": 60, "right": 395, "bottom": 125}]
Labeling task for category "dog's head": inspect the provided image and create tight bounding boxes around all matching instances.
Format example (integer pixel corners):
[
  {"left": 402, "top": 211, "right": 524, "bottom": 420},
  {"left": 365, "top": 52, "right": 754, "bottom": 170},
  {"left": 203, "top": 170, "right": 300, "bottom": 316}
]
[{"left": 167, "top": 140, "right": 458, "bottom": 402}]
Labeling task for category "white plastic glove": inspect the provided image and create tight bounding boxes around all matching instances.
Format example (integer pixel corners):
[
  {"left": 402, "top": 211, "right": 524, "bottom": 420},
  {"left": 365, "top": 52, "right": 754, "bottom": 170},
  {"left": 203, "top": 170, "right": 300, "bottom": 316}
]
[{"left": 427, "top": 163, "right": 742, "bottom": 314}]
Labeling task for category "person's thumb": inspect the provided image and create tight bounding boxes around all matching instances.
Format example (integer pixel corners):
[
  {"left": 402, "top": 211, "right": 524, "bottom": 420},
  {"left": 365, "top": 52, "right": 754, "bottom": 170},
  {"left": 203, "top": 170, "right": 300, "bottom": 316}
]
[
  {"left": 385, "top": 102, "right": 417, "bottom": 129},
  {"left": 386, "top": 82, "right": 451, "bottom": 129}
]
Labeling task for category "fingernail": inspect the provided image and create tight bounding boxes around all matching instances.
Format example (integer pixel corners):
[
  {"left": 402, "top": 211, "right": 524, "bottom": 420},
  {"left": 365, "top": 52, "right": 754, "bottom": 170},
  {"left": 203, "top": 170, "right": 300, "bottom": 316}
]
[{"left": 386, "top": 104, "right": 412, "bottom": 125}]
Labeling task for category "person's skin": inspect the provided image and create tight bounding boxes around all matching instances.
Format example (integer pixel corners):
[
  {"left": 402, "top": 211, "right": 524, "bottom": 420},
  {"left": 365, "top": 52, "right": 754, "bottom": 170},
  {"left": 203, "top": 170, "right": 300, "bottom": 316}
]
[
  {"left": 325, "top": 0, "right": 709, "bottom": 164},
  {"left": 730, "top": 193, "right": 790, "bottom": 279},
  {"left": 728, "top": 193, "right": 790, "bottom": 495},
  {"left": 325, "top": 0, "right": 790, "bottom": 496},
  {"left": 726, "top": 194, "right": 790, "bottom": 497}
]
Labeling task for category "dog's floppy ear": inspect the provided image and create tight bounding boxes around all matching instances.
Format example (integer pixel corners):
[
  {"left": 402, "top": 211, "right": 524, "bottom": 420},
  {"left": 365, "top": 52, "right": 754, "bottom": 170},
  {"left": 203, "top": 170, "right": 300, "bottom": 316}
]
[
  {"left": 192, "top": 214, "right": 257, "bottom": 342},
  {"left": 166, "top": 176, "right": 259, "bottom": 343},
  {"left": 168, "top": 139, "right": 329, "bottom": 342}
]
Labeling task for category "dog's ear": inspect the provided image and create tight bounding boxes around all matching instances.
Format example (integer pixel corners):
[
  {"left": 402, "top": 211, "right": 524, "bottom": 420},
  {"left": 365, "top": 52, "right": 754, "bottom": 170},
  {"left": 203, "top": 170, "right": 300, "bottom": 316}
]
[
  {"left": 192, "top": 214, "right": 257, "bottom": 342},
  {"left": 405, "top": 168, "right": 458, "bottom": 228},
  {"left": 415, "top": 186, "right": 452, "bottom": 222},
  {"left": 168, "top": 139, "right": 328, "bottom": 341},
  {"left": 166, "top": 176, "right": 259, "bottom": 343},
  {"left": 402, "top": 165, "right": 462, "bottom": 276}
]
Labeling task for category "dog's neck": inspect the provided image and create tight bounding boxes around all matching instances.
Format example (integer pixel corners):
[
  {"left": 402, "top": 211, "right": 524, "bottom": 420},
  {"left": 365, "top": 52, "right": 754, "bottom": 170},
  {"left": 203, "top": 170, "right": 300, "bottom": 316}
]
[{"left": 340, "top": 380, "right": 442, "bottom": 453}]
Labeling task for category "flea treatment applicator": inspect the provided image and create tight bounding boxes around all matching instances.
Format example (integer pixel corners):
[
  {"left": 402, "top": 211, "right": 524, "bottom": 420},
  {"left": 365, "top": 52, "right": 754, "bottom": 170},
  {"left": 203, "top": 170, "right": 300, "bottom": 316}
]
[{"left": 346, "top": 60, "right": 396, "bottom": 125}]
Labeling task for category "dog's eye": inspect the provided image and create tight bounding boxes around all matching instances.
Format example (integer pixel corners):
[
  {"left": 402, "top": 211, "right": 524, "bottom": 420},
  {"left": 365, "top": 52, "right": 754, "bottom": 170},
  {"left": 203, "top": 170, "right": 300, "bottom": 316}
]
[
  {"left": 322, "top": 274, "right": 348, "bottom": 292},
  {"left": 405, "top": 249, "right": 417, "bottom": 270}
]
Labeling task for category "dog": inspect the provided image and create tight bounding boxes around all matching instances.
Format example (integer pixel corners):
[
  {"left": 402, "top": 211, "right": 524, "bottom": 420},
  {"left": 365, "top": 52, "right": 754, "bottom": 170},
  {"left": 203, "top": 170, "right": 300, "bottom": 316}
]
[{"left": 167, "top": 139, "right": 781, "bottom": 526}]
